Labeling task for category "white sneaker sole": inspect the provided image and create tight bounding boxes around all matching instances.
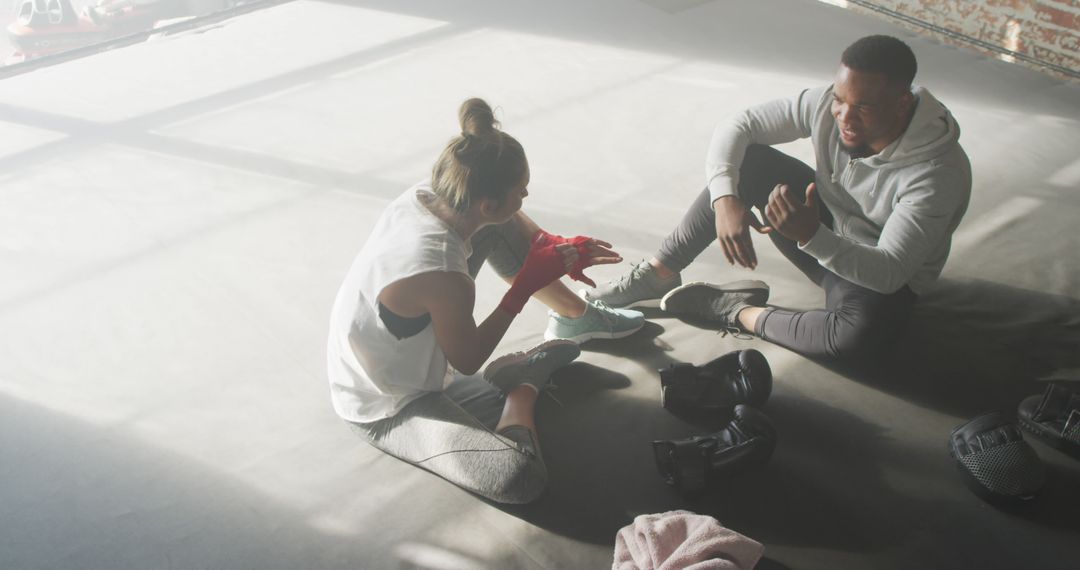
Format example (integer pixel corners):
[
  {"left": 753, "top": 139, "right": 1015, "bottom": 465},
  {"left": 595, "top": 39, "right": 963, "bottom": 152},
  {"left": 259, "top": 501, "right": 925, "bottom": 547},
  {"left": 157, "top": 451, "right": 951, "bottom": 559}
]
[
  {"left": 543, "top": 319, "right": 646, "bottom": 344},
  {"left": 659, "top": 280, "right": 770, "bottom": 312}
]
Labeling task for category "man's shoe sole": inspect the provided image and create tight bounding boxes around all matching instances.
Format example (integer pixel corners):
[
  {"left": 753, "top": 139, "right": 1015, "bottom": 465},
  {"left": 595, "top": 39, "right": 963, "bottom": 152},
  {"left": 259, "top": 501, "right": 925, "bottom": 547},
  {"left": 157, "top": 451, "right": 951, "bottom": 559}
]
[{"left": 659, "top": 280, "right": 770, "bottom": 316}]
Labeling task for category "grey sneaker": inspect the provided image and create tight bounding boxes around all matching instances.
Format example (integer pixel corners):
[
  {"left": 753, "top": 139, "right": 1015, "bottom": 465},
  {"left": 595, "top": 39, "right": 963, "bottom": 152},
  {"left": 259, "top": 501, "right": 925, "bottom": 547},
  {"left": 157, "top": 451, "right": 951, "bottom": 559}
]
[
  {"left": 660, "top": 280, "right": 770, "bottom": 328},
  {"left": 582, "top": 261, "right": 681, "bottom": 309},
  {"left": 544, "top": 300, "right": 645, "bottom": 343},
  {"left": 483, "top": 339, "right": 581, "bottom": 393}
]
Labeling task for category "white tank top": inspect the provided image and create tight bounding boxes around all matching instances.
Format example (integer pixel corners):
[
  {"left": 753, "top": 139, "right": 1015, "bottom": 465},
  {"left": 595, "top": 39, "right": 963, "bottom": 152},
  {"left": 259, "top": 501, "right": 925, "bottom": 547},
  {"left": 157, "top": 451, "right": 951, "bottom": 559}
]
[{"left": 326, "top": 182, "right": 471, "bottom": 423}]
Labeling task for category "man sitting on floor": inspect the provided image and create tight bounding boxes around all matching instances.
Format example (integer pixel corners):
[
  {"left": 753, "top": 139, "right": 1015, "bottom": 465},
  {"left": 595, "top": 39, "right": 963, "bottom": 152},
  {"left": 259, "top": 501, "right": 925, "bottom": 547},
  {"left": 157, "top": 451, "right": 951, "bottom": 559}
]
[{"left": 585, "top": 35, "right": 971, "bottom": 363}]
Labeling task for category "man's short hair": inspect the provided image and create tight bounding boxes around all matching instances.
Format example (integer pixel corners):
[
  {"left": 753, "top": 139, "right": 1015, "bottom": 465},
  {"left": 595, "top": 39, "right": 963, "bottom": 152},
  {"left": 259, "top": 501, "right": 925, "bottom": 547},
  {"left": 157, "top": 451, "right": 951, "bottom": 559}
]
[{"left": 841, "top": 35, "right": 917, "bottom": 88}]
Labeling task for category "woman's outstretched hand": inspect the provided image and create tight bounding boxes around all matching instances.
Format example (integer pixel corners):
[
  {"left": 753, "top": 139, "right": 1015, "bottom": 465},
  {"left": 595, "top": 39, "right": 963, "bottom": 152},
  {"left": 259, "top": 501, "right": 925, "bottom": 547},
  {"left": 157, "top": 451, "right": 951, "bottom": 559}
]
[{"left": 498, "top": 231, "right": 624, "bottom": 314}]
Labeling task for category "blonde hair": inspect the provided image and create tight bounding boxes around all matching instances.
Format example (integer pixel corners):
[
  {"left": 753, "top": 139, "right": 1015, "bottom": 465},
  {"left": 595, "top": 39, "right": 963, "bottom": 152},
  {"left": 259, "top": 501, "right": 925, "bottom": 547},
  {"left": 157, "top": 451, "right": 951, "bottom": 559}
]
[{"left": 431, "top": 98, "right": 528, "bottom": 213}]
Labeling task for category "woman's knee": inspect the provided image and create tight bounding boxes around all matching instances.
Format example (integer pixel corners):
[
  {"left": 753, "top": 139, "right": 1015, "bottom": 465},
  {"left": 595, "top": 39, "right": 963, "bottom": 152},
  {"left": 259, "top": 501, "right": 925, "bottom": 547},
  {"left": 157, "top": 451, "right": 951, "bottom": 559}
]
[
  {"left": 483, "top": 426, "right": 548, "bottom": 503},
  {"left": 471, "top": 222, "right": 527, "bottom": 279},
  {"left": 487, "top": 454, "right": 548, "bottom": 504}
]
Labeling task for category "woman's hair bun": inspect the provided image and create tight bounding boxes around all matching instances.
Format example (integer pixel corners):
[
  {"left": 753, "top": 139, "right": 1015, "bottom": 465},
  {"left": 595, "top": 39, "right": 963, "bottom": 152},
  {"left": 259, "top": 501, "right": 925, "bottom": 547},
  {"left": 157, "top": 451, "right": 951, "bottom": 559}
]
[
  {"left": 431, "top": 98, "right": 525, "bottom": 213},
  {"left": 459, "top": 98, "right": 499, "bottom": 136}
]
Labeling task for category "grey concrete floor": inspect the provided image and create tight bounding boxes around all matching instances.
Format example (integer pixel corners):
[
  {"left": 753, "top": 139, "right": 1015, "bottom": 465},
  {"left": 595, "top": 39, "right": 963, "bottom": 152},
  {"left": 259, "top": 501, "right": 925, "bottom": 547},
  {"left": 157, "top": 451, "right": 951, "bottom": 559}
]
[{"left": 2, "top": 1, "right": 1079, "bottom": 569}]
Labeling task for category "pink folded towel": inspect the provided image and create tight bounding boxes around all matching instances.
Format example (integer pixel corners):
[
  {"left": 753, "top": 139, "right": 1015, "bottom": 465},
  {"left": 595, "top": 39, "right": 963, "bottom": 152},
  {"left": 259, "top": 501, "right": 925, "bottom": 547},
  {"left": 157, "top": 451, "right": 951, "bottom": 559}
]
[{"left": 613, "top": 510, "right": 763, "bottom": 570}]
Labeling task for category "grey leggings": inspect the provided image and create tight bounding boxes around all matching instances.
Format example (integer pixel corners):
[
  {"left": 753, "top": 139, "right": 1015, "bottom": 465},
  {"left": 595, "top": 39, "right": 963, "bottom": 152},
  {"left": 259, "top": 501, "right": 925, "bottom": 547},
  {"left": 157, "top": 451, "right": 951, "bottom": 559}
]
[
  {"left": 353, "top": 218, "right": 548, "bottom": 504},
  {"left": 656, "top": 144, "right": 916, "bottom": 361}
]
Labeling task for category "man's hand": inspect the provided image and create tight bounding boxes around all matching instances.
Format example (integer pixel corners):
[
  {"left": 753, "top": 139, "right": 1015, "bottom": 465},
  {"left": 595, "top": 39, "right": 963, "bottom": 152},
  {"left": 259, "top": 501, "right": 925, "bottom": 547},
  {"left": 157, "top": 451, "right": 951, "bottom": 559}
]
[
  {"left": 713, "top": 195, "right": 772, "bottom": 269},
  {"left": 764, "top": 183, "right": 820, "bottom": 245}
]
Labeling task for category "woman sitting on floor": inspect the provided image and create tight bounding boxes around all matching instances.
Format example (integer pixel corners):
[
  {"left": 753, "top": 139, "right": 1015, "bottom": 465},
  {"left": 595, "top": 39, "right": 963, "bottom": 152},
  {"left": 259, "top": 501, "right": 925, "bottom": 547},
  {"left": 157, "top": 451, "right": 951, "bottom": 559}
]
[{"left": 326, "top": 98, "right": 643, "bottom": 503}]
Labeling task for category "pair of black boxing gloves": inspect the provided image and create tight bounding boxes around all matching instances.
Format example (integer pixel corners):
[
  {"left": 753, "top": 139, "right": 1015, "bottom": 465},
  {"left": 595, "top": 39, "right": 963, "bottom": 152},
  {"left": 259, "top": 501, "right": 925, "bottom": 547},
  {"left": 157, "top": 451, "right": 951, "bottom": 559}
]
[{"left": 651, "top": 349, "right": 777, "bottom": 496}]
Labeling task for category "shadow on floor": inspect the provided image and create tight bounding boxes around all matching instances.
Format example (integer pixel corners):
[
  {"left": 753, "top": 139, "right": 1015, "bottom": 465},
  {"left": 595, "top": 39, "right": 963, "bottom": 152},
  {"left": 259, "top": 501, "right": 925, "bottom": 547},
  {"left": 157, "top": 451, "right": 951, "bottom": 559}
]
[
  {"left": 486, "top": 277, "right": 1080, "bottom": 568},
  {"left": 501, "top": 392, "right": 929, "bottom": 551},
  {"left": 833, "top": 277, "right": 1080, "bottom": 419}
]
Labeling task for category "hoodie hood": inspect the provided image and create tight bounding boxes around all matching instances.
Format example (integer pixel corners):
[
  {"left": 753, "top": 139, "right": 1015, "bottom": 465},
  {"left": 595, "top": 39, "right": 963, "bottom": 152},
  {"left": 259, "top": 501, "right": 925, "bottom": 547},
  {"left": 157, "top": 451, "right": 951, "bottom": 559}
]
[{"left": 867, "top": 86, "right": 961, "bottom": 169}]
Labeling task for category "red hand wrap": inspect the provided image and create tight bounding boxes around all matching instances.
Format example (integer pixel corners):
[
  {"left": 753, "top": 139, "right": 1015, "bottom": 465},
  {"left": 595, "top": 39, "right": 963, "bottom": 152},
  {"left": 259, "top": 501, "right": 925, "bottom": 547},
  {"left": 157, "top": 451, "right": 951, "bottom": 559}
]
[
  {"left": 564, "top": 235, "right": 596, "bottom": 287},
  {"left": 499, "top": 231, "right": 568, "bottom": 314},
  {"left": 542, "top": 232, "right": 598, "bottom": 287}
]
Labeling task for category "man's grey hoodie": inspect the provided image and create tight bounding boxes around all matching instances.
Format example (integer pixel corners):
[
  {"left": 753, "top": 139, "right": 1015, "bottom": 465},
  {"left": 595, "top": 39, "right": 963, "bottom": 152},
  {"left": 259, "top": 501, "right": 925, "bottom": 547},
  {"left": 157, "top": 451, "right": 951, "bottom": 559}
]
[{"left": 706, "top": 85, "right": 971, "bottom": 294}]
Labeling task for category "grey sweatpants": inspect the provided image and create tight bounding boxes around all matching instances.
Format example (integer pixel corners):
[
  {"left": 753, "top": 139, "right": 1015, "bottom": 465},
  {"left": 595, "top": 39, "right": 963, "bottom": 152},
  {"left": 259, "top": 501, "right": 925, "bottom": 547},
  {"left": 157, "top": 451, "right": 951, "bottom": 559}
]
[
  {"left": 353, "top": 217, "right": 549, "bottom": 504},
  {"left": 656, "top": 144, "right": 916, "bottom": 361}
]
